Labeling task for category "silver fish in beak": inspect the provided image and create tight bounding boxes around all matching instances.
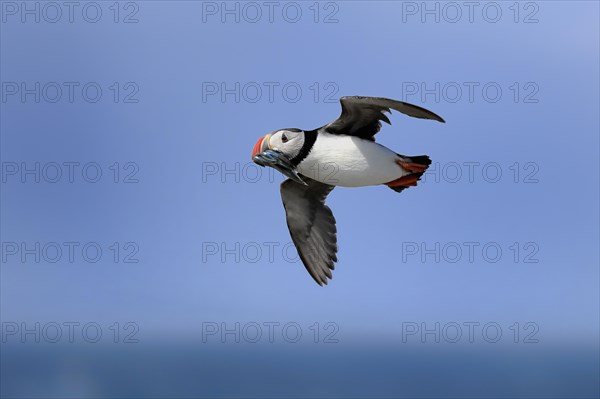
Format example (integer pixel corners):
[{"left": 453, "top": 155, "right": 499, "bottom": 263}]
[{"left": 252, "top": 148, "right": 306, "bottom": 185}]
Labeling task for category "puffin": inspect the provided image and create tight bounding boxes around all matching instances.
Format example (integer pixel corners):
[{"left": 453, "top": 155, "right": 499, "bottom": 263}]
[{"left": 251, "top": 96, "right": 445, "bottom": 285}]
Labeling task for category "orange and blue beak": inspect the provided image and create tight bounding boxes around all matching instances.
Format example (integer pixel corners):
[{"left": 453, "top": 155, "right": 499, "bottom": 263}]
[
  {"left": 251, "top": 134, "right": 272, "bottom": 159},
  {"left": 251, "top": 134, "right": 306, "bottom": 185}
]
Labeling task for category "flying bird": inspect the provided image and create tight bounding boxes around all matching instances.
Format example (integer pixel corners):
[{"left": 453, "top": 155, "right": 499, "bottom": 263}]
[{"left": 252, "top": 96, "right": 445, "bottom": 285}]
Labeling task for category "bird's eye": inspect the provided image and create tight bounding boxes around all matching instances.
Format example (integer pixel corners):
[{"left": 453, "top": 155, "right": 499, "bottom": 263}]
[{"left": 281, "top": 134, "right": 288, "bottom": 143}]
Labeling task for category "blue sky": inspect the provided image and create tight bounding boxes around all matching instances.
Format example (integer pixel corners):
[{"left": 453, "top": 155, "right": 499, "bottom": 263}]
[{"left": 1, "top": 1, "right": 599, "bottom": 397}]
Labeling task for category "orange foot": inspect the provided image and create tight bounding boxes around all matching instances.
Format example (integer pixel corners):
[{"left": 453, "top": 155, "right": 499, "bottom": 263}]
[
  {"left": 385, "top": 174, "right": 419, "bottom": 188},
  {"left": 397, "top": 160, "right": 428, "bottom": 173}
]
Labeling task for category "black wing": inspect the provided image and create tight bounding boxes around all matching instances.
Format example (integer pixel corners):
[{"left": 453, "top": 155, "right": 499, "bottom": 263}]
[
  {"left": 323, "top": 96, "right": 445, "bottom": 140},
  {"left": 280, "top": 177, "right": 337, "bottom": 286}
]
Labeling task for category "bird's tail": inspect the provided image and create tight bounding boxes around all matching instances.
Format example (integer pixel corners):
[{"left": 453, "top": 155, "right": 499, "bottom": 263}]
[{"left": 385, "top": 155, "right": 431, "bottom": 193}]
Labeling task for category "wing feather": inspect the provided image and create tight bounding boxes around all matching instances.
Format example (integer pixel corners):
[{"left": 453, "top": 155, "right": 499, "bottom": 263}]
[
  {"left": 324, "top": 96, "right": 445, "bottom": 140},
  {"left": 280, "top": 177, "right": 337, "bottom": 286}
]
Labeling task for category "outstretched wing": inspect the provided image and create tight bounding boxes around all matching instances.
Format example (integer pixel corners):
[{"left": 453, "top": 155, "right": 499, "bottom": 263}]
[
  {"left": 323, "top": 96, "right": 445, "bottom": 140},
  {"left": 280, "top": 177, "right": 337, "bottom": 286}
]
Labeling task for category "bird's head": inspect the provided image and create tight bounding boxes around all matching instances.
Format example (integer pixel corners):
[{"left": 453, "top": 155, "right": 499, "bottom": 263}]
[
  {"left": 251, "top": 128, "right": 307, "bottom": 185},
  {"left": 251, "top": 128, "right": 304, "bottom": 159}
]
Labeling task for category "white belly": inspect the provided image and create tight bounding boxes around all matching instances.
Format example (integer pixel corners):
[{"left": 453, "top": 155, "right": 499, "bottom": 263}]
[{"left": 296, "top": 132, "right": 405, "bottom": 187}]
